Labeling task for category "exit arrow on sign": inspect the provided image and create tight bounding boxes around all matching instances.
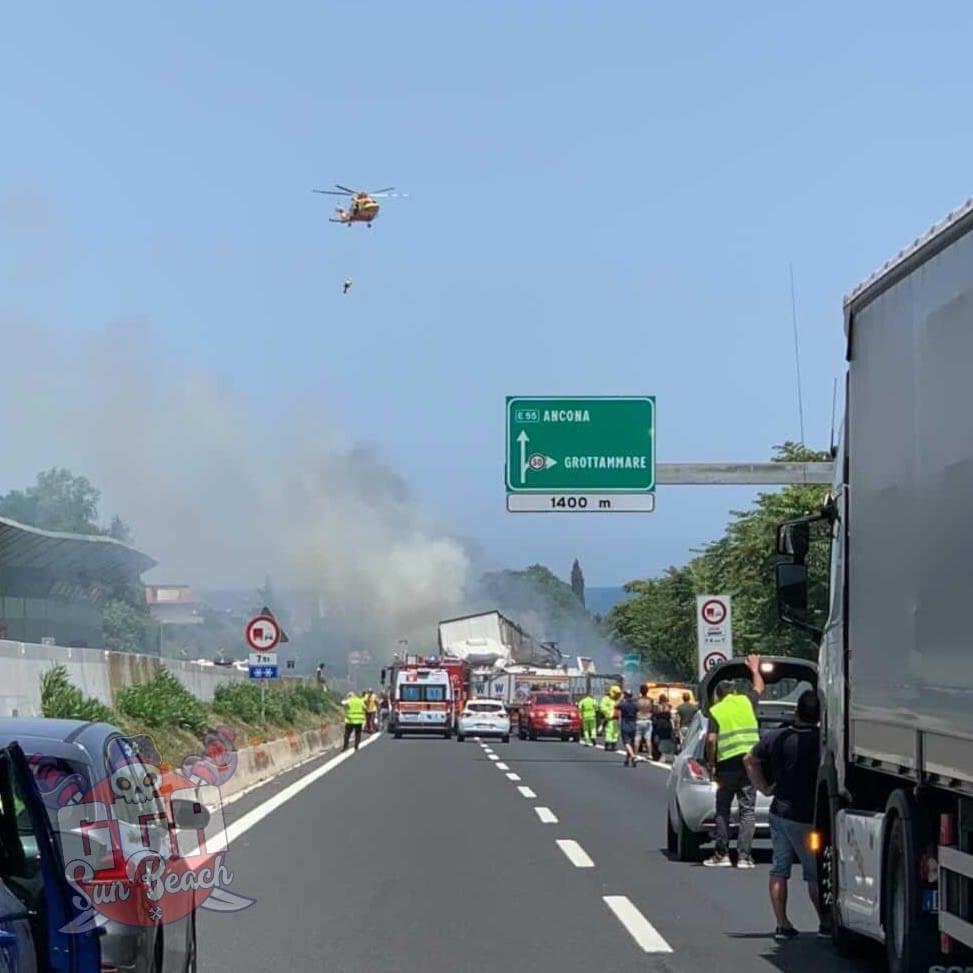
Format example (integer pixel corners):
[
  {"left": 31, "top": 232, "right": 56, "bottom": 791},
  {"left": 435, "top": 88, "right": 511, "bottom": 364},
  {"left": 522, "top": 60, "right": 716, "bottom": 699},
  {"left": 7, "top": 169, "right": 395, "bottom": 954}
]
[{"left": 516, "top": 430, "right": 557, "bottom": 484}]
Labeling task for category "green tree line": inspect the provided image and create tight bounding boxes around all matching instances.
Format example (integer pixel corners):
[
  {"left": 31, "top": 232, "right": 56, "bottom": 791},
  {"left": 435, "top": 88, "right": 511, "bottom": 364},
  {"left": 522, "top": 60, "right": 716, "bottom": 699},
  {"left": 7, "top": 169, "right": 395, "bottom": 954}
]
[{"left": 606, "top": 443, "right": 831, "bottom": 680}]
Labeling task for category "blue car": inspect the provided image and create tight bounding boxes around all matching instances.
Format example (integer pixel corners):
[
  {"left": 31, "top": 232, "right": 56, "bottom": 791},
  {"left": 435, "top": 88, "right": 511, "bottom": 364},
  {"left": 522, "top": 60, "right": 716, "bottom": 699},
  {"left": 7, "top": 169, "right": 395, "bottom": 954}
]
[{"left": 0, "top": 740, "right": 101, "bottom": 973}]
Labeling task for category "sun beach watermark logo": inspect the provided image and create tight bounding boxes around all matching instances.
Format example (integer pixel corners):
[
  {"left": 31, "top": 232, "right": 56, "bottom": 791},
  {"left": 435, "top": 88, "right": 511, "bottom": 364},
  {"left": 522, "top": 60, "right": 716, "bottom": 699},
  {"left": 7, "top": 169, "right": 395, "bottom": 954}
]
[{"left": 35, "top": 729, "right": 253, "bottom": 932}]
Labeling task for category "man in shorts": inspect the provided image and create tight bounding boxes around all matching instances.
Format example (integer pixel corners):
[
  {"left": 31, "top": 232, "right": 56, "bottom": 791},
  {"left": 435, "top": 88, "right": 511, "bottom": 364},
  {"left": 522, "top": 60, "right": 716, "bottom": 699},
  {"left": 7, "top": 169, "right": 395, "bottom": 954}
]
[
  {"left": 617, "top": 690, "right": 639, "bottom": 767},
  {"left": 635, "top": 684, "right": 654, "bottom": 757},
  {"left": 744, "top": 690, "right": 826, "bottom": 940}
]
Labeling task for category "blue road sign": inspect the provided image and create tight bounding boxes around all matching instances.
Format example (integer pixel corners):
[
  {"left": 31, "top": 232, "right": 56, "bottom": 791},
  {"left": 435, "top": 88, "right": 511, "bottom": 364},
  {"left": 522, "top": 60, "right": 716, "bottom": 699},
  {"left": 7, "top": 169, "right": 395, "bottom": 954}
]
[{"left": 248, "top": 665, "right": 278, "bottom": 679}]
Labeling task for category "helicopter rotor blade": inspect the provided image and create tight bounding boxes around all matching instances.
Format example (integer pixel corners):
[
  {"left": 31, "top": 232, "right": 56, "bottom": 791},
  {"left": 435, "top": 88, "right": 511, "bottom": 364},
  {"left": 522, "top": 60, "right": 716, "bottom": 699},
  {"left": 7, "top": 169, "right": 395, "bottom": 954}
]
[
  {"left": 334, "top": 184, "right": 358, "bottom": 194},
  {"left": 368, "top": 187, "right": 396, "bottom": 196},
  {"left": 371, "top": 192, "right": 408, "bottom": 199},
  {"left": 313, "top": 189, "right": 353, "bottom": 196}
]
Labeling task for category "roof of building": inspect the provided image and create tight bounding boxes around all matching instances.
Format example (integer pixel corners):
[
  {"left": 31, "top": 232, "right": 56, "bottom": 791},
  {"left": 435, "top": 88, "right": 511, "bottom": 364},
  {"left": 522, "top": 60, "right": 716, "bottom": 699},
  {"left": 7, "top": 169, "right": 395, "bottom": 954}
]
[{"left": 0, "top": 516, "right": 156, "bottom": 581}]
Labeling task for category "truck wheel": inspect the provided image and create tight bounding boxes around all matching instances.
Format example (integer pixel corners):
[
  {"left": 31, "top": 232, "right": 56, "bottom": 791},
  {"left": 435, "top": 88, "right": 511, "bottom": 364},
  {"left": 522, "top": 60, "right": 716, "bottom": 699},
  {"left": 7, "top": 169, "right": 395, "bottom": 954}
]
[
  {"left": 820, "top": 791, "right": 861, "bottom": 957},
  {"left": 883, "top": 792, "right": 938, "bottom": 973},
  {"left": 456, "top": 733, "right": 465, "bottom": 742},
  {"left": 501, "top": 734, "right": 509, "bottom": 743}
]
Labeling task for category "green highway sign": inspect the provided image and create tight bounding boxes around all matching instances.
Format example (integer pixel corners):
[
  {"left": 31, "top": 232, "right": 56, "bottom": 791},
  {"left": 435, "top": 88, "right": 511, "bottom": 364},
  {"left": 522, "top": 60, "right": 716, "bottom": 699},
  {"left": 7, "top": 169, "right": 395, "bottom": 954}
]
[{"left": 506, "top": 397, "right": 655, "bottom": 504}]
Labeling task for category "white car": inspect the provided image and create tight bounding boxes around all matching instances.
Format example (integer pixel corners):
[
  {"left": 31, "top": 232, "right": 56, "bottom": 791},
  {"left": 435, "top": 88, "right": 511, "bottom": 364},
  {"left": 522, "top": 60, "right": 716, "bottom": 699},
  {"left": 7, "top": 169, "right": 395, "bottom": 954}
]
[{"left": 457, "top": 699, "right": 511, "bottom": 742}]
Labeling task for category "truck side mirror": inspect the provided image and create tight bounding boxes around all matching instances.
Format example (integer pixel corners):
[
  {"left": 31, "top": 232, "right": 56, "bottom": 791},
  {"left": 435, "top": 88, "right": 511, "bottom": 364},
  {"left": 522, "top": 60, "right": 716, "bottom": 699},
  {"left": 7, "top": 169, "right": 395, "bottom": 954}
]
[
  {"left": 777, "top": 521, "right": 810, "bottom": 562},
  {"left": 776, "top": 562, "right": 809, "bottom": 623}
]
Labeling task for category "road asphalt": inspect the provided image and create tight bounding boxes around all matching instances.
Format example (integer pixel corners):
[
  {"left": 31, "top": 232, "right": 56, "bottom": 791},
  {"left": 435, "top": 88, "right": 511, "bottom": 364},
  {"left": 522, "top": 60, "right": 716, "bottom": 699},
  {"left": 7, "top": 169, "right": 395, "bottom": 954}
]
[{"left": 199, "top": 732, "right": 884, "bottom": 973}]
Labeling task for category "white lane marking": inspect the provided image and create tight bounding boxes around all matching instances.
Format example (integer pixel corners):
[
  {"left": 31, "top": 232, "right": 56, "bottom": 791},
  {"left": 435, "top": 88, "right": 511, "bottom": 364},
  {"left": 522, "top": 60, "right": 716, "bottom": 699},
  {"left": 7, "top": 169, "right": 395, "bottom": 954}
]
[
  {"left": 517, "top": 785, "right": 537, "bottom": 798},
  {"left": 473, "top": 737, "right": 481, "bottom": 742},
  {"left": 603, "top": 896, "right": 673, "bottom": 953},
  {"left": 556, "top": 839, "right": 594, "bottom": 868},
  {"left": 534, "top": 806, "right": 558, "bottom": 824},
  {"left": 495, "top": 762, "right": 509, "bottom": 770},
  {"left": 223, "top": 732, "right": 381, "bottom": 845},
  {"left": 488, "top": 754, "right": 500, "bottom": 761},
  {"left": 593, "top": 748, "right": 671, "bottom": 772},
  {"left": 506, "top": 772, "right": 521, "bottom": 781},
  {"left": 483, "top": 748, "right": 495, "bottom": 755}
]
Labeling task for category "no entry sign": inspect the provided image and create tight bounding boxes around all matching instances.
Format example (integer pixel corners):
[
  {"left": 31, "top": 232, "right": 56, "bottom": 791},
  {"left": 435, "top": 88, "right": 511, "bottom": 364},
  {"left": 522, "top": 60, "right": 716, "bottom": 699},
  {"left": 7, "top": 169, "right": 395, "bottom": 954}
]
[{"left": 245, "top": 615, "right": 281, "bottom": 652}]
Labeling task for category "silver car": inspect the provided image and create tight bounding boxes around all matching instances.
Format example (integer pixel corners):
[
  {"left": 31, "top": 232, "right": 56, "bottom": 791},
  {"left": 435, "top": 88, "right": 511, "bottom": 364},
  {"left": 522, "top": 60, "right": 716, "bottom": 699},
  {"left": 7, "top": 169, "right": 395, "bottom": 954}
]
[{"left": 665, "top": 656, "right": 817, "bottom": 862}]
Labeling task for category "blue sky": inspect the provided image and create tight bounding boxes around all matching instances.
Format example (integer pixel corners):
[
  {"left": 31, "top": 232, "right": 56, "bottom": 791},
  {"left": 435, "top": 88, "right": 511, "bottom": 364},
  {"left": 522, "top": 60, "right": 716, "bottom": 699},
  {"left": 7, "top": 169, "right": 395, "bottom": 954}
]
[{"left": 2, "top": 1, "right": 973, "bottom": 586}]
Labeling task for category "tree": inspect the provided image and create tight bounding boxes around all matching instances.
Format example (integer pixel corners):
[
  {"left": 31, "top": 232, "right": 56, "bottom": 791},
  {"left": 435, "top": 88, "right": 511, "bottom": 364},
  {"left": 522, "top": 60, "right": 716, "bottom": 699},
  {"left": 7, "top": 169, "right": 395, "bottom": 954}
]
[
  {"left": 607, "top": 443, "right": 831, "bottom": 678},
  {"left": 478, "top": 563, "right": 595, "bottom": 650},
  {"left": 570, "top": 559, "right": 586, "bottom": 606},
  {"left": 0, "top": 468, "right": 133, "bottom": 541},
  {"left": 103, "top": 599, "right": 150, "bottom": 653}
]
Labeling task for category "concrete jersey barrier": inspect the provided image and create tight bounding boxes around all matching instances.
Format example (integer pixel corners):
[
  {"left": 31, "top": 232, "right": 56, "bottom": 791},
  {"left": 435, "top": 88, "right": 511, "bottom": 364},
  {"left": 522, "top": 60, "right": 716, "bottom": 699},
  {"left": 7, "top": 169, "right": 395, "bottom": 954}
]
[{"left": 0, "top": 639, "right": 250, "bottom": 718}]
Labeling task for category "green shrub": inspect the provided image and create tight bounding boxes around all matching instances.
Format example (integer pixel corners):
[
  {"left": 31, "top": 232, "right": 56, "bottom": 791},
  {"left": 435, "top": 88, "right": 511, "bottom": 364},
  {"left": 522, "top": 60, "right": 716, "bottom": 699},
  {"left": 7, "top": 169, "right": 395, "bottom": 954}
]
[
  {"left": 115, "top": 669, "right": 208, "bottom": 733},
  {"left": 213, "top": 682, "right": 331, "bottom": 725},
  {"left": 212, "top": 683, "right": 263, "bottom": 723},
  {"left": 40, "top": 664, "right": 114, "bottom": 723}
]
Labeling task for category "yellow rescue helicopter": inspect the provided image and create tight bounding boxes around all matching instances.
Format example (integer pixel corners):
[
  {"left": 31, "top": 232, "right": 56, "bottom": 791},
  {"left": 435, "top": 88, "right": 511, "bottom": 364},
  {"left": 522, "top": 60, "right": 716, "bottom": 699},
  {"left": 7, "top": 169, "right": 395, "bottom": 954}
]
[{"left": 313, "top": 184, "right": 405, "bottom": 226}]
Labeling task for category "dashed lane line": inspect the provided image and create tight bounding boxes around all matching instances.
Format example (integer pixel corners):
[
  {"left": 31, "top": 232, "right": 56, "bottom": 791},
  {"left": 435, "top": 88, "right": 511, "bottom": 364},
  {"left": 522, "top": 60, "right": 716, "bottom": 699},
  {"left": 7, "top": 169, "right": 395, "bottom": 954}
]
[
  {"left": 495, "top": 762, "right": 509, "bottom": 770},
  {"left": 556, "top": 839, "right": 594, "bottom": 868},
  {"left": 506, "top": 772, "right": 521, "bottom": 781},
  {"left": 488, "top": 754, "right": 500, "bottom": 761},
  {"left": 603, "top": 896, "right": 673, "bottom": 954},
  {"left": 534, "top": 807, "right": 558, "bottom": 824},
  {"left": 517, "top": 785, "right": 537, "bottom": 798}
]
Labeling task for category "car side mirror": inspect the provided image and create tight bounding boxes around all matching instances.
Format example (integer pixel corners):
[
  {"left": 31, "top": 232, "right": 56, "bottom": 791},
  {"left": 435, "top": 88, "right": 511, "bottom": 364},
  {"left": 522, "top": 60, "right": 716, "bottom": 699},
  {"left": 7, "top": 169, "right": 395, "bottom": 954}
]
[
  {"left": 170, "top": 799, "right": 210, "bottom": 831},
  {"left": 776, "top": 562, "right": 809, "bottom": 624},
  {"left": 777, "top": 521, "right": 810, "bottom": 562}
]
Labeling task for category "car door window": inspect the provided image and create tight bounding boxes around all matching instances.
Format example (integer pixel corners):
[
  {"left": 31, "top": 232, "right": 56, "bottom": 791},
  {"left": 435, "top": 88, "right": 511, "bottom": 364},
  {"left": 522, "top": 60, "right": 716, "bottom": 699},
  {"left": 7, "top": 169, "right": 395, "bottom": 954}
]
[{"left": 0, "top": 755, "right": 32, "bottom": 885}]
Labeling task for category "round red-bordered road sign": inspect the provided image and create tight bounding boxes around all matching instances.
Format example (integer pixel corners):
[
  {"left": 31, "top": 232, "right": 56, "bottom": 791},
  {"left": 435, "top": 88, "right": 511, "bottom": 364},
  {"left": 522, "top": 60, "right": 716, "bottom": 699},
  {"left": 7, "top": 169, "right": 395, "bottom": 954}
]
[
  {"left": 700, "top": 598, "right": 727, "bottom": 626},
  {"left": 703, "top": 650, "right": 729, "bottom": 672},
  {"left": 245, "top": 615, "right": 281, "bottom": 652}
]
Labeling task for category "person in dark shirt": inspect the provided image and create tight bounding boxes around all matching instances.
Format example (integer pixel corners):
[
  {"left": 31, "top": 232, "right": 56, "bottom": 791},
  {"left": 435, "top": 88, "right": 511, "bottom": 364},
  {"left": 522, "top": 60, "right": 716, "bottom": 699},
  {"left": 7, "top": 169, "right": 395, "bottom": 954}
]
[
  {"left": 744, "top": 690, "right": 825, "bottom": 941},
  {"left": 675, "top": 692, "right": 698, "bottom": 749},
  {"left": 651, "top": 695, "right": 674, "bottom": 762},
  {"left": 617, "top": 691, "right": 640, "bottom": 768}
]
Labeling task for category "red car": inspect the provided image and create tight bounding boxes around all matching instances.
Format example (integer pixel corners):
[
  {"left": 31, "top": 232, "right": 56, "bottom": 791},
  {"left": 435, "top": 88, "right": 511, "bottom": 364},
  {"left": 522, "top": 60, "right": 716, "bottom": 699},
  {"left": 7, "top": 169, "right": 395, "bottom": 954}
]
[{"left": 517, "top": 691, "right": 581, "bottom": 742}]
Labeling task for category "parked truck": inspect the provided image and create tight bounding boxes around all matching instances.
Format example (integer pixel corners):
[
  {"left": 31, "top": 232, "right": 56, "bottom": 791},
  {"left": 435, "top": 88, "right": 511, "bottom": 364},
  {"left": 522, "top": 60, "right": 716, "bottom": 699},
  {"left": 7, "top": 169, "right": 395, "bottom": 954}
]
[{"left": 775, "top": 198, "right": 973, "bottom": 972}]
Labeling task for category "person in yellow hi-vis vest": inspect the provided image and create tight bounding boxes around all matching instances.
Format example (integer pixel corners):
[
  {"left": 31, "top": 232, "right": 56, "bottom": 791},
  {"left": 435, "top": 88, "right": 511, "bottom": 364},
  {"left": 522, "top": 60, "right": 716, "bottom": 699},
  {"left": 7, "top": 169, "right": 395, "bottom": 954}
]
[
  {"left": 577, "top": 692, "right": 598, "bottom": 746},
  {"left": 601, "top": 685, "right": 622, "bottom": 751},
  {"left": 363, "top": 689, "right": 379, "bottom": 733},
  {"left": 342, "top": 691, "right": 367, "bottom": 752},
  {"left": 703, "top": 655, "right": 765, "bottom": 868}
]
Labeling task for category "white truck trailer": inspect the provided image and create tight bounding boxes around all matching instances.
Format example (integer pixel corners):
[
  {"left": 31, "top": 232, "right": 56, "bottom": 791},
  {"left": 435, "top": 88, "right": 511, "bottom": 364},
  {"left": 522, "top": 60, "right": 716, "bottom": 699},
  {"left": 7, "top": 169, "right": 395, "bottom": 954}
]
[
  {"left": 437, "top": 611, "right": 560, "bottom": 668},
  {"left": 776, "top": 198, "right": 973, "bottom": 972}
]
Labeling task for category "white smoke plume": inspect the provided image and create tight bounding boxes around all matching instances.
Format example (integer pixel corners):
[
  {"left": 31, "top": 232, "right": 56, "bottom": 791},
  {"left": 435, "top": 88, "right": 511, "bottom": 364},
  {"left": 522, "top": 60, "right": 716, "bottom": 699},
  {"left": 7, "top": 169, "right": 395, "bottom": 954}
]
[{"left": 0, "top": 319, "right": 471, "bottom": 652}]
